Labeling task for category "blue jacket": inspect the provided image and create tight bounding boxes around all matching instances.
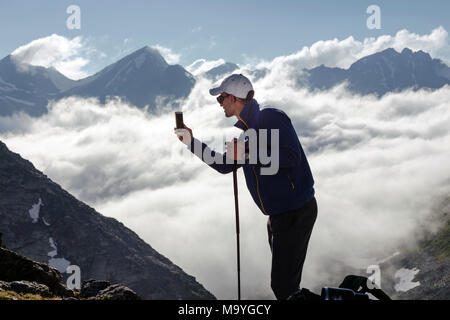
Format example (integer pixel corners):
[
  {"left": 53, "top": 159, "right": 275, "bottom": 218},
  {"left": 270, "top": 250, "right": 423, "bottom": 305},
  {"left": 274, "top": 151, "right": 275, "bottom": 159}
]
[{"left": 188, "top": 99, "right": 315, "bottom": 215}]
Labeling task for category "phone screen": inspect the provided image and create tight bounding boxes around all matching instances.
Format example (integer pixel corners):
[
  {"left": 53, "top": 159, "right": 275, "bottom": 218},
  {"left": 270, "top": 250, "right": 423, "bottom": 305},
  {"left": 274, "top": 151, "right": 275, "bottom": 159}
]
[{"left": 175, "top": 112, "right": 183, "bottom": 129}]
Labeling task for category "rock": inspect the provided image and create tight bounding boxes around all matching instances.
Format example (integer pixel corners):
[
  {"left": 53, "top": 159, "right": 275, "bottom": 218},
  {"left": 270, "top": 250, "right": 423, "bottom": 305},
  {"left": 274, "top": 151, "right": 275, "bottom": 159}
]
[
  {"left": 0, "top": 246, "right": 139, "bottom": 300},
  {"left": 0, "top": 246, "right": 73, "bottom": 298},
  {"left": 9, "top": 281, "right": 52, "bottom": 297},
  {"left": 96, "top": 284, "right": 141, "bottom": 300},
  {"left": 80, "top": 280, "right": 141, "bottom": 300},
  {"left": 0, "top": 280, "right": 11, "bottom": 291},
  {"left": 80, "top": 279, "right": 111, "bottom": 298}
]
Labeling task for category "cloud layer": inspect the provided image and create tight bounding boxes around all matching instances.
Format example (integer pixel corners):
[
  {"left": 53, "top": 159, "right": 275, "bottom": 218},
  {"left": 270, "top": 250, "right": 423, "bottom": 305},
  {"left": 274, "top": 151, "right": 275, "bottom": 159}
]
[
  {"left": 152, "top": 44, "right": 181, "bottom": 65},
  {"left": 2, "top": 77, "right": 450, "bottom": 298}
]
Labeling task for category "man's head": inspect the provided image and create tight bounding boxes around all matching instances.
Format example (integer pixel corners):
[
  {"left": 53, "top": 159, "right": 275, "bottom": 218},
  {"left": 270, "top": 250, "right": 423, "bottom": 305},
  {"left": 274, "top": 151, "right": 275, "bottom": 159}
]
[{"left": 209, "top": 74, "right": 254, "bottom": 118}]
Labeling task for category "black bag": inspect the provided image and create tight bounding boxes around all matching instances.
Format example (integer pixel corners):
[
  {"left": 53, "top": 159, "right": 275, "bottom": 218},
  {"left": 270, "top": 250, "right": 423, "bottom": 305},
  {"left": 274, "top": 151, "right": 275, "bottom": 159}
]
[
  {"left": 338, "top": 274, "right": 391, "bottom": 301},
  {"left": 287, "top": 274, "right": 391, "bottom": 301}
]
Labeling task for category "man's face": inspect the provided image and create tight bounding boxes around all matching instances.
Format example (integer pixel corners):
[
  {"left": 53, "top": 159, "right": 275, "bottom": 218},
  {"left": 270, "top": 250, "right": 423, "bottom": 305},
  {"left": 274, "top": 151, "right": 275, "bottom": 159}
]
[{"left": 219, "top": 93, "right": 234, "bottom": 117}]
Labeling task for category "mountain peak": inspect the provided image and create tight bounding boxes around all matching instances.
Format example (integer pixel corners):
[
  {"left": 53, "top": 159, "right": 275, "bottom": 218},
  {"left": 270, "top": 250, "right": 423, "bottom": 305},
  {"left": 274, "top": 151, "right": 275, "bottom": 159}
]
[
  {"left": 141, "top": 45, "right": 162, "bottom": 56},
  {"left": 59, "top": 45, "right": 194, "bottom": 110},
  {"left": 401, "top": 47, "right": 413, "bottom": 55},
  {"left": 380, "top": 47, "right": 400, "bottom": 56},
  {"left": 305, "top": 47, "right": 450, "bottom": 96},
  {"left": 204, "top": 62, "right": 239, "bottom": 80},
  {"left": 118, "top": 46, "right": 168, "bottom": 72},
  {"left": 415, "top": 49, "right": 432, "bottom": 60}
]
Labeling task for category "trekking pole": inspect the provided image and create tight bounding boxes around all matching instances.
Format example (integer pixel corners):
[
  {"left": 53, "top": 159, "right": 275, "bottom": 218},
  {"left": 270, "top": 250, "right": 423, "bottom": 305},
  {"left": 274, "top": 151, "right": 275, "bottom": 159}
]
[{"left": 232, "top": 138, "right": 241, "bottom": 300}]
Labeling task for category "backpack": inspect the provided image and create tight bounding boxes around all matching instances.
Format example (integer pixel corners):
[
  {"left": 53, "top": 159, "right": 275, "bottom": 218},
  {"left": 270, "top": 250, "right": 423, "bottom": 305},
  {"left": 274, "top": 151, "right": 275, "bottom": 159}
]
[{"left": 287, "top": 275, "right": 391, "bottom": 300}]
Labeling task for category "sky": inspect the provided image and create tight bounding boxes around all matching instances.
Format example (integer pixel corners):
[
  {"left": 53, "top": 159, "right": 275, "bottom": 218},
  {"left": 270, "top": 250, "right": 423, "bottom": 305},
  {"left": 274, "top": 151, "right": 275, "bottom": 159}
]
[
  {"left": 1, "top": 0, "right": 450, "bottom": 76},
  {"left": 1, "top": 0, "right": 450, "bottom": 300}
]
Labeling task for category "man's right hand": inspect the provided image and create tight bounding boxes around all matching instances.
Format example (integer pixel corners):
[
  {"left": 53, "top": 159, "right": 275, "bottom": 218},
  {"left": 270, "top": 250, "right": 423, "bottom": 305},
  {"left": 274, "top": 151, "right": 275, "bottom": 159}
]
[{"left": 174, "top": 124, "right": 193, "bottom": 146}]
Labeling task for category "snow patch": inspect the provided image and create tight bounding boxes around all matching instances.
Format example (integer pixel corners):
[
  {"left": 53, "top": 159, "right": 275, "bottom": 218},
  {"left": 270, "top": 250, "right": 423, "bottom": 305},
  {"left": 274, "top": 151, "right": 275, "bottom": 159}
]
[
  {"left": 47, "top": 237, "right": 71, "bottom": 273},
  {"left": 42, "top": 217, "right": 51, "bottom": 226},
  {"left": 48, "top": 258, "right": 71, "bottom": 273},
  {"left": 28, "top": 198, "right": 43, "bottom": 223},
  {"left": 0, "top": 77, "right": 18, "bottom": 91},
  {"left": 376, "top": 251, "right": 400, "bottom": 264},
  {"left": 48, "top": 237, "right": 58, "bottom": 258},
  {"left": 394, "top": 267, "right": 421, "bottom": 292},
  {"left": 3, "top": 95, "right": 35, "bottom": 106}
]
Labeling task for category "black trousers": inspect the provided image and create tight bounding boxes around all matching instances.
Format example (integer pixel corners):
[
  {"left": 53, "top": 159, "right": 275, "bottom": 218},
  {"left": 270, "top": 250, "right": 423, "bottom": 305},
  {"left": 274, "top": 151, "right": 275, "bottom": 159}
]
[{"left": 267, "top": 197, "right": 318, "bottom": 300}]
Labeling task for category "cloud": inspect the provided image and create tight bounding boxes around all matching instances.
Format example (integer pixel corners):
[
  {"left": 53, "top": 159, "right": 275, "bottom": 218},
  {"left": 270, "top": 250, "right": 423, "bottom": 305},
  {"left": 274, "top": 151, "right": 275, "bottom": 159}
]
[
  {"left": 11, "top": 34, "right": 90, "bottom": 80},
  {"left": 189, "top": 27, "right": 449, "bottom": 92},
  {"left": 191, "top": 26, "right": 202, "bottom": 33},
  {"left": 254, "top": 26, "right": 449, "bottom": 84},
  {"left": 152, "top": 45, "right": 181, "bottom": 65},
  {"left": 185, "top": 58, "right": 226, "bottom": 76}
]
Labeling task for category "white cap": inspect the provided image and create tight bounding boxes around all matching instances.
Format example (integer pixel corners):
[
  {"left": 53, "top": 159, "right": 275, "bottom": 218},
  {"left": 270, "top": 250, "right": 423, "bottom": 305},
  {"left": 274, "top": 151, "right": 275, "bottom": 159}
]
[{"left": 209, "top": 74, "right": 253, "bottom": 99}]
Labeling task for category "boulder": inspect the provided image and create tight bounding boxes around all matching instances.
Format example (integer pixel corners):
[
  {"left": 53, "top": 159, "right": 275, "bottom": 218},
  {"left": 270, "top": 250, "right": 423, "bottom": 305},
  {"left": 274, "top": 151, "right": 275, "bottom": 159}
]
[
  {"left": 0, "top": 246, "right": 73, "bottom": 297},
  {"left": 9, "top": 281, "right": 52, "bottom": 298},
  {"left": 0, "top": 280, "right": 11, "bottom": 291},
  {"left": 80, "top": 279, "right": 111, "bottom": 298},
  {"left": 96, "top": 284, "right": 141, "bottom": 300},
  {"left": 80, "top": 279, "right": 141, "bottom": 300}
]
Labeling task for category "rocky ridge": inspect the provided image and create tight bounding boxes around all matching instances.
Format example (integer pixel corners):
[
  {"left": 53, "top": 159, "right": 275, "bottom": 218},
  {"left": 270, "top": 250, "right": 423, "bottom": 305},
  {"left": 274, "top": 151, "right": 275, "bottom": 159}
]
[{"left": 0, "top": 239, "right": 140, "bottom": 300}]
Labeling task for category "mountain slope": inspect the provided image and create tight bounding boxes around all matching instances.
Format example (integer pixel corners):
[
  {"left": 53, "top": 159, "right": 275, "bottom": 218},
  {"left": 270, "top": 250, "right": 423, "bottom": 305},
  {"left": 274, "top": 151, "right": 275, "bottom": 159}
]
[
  {"left": 0, "top": 140, "right": 215, "bottom": 300},
  {"left": 0, "top": 55, "right": 76, "bottom": 116},
  {"left": 61, "top": 46, "right": 195, "bottom": 110},
  {"left": 202, "top": 62, "right": 268, "bottom": 83},
  {"left": 0, "top": 47, "right": 195, "bottom": 116},
  {"left": 316, "top": 197, "right": 450, "bottom": 300},
  {"left": 303, "top": 48, "right": 450, "bottom": 96},
  {"left": 2, "top": 46, "right": 449, "bottom": 117},
  {"left": 204, "top": 62, "right": 239, "bottom": 80},
  {"left": 380, "top": 204, "right": 450, "bottom": 300}
]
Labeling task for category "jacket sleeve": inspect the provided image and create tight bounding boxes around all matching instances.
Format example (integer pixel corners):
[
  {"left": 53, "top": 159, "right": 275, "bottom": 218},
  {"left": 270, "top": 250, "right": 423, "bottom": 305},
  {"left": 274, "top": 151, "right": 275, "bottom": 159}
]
[
  {"left": 187, "top": 138, "right": 241, "bottom": 174},
  {"left": 257, "top": 109, "right": 301, "bottom": 169}
]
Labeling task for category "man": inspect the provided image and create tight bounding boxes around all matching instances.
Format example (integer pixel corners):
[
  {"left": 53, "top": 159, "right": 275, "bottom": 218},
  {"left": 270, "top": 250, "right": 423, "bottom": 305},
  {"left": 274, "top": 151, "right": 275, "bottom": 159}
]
[{"left": 174, "top": 74, "right": 317, "bottom": 300}]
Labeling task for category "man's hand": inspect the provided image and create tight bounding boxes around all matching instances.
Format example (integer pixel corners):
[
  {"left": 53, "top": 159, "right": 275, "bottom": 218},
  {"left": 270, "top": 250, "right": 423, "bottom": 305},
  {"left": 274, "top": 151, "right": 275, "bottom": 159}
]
[
  {"left": 174, "top": 124, "right": 193, "bottom": 146},
  {"left": 226, "top": 138, "right": 245, "bottom": 161}
]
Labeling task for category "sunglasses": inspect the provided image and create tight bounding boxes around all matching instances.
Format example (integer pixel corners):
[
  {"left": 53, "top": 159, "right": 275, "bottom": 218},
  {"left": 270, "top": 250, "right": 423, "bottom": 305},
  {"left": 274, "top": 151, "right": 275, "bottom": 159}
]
[{"left": 217, "top": 93, "right": 229, "bottom": 104}]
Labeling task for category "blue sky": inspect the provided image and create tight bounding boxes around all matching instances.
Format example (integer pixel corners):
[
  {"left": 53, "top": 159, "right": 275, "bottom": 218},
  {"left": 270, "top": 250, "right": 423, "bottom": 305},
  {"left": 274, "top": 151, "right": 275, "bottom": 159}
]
[{"left": 1, "top": 0, "right": 449, "bottom": 73}]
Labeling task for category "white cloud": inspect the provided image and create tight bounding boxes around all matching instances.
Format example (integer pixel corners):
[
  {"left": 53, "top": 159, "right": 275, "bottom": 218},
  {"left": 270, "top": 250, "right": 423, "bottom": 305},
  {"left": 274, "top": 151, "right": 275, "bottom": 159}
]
[
  {"left": 152, "top": 45, "right": 181, "bottom": 65},
  {"left": 191, "top": 26, "right": 202, "bottom": 33},
  {"left": 254, "top": 26, "right": 449, "bottom": 83},
  {"left": 185, "top": 58, "right": 226, "bottom": 76},
  {"left": 11, "top": 34, "right": 89, "bottom": 80}
]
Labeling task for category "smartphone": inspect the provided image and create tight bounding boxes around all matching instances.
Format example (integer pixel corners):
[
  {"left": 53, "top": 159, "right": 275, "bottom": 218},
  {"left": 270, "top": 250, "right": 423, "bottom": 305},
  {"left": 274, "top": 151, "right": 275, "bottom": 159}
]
[{"left": 175, "top": 111, "right": 184, "bottom": 129}]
